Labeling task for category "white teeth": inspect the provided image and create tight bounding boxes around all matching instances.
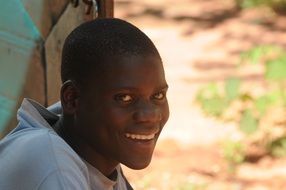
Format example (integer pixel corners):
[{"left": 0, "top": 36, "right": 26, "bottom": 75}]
[{"left": 125, "top": 133, "right": 155, "bottom": 140}]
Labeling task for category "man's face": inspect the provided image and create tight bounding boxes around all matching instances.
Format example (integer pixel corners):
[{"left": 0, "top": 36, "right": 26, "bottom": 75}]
[{"left": 75, "top": 54, "right": 169, "bottom": 169}]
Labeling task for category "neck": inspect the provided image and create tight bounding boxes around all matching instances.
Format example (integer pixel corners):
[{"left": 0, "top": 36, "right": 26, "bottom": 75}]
[{"left": 55, "top": 116, "right": 119, "bottom": 177}]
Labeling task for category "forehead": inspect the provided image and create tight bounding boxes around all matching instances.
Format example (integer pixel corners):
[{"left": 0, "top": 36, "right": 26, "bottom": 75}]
[{"left": 90, "top": 54, "right": 167, "bottom": 91}]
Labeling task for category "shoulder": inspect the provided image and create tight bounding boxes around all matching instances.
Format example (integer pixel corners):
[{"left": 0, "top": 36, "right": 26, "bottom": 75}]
[
  {"left": 0, "top": 128, "right": 89, "bottom": 189},
  {"left": 1, "top": 128, "right": 72, "bottom": 164},
  {"left": 17, "top": 128, "right": 88, "bottom": 174}
]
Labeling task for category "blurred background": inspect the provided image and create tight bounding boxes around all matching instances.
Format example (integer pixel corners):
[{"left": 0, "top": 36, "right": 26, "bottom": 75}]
[
  {"left": 116, "top": 1, "right": 286, "bottom": 189},
  {"left": 1, "top": 0, "right": 286, "bottom": 189}
]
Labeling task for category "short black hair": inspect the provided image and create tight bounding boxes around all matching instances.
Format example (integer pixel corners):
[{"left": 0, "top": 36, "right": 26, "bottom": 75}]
[{"left": 61, "top": 18, "right": 162, "bottom": 86}]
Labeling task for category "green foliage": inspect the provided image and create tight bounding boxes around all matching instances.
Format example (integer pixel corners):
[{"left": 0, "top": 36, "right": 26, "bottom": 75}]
[
  {"left": 268, "top": 137, "right": 286, "bottom": 157},
  {"left": 196, "top": 83, "right": 228, "bottom": 117},
  {"left": 225, "top": 78, "right": 241, "bottom": 101},
  {"left": 239, "top": 0, "right": 269, "bottom": 8},
  {"left": 239, "top": 109, "right": 258, "bottom": 135},
  {"left": 223, "top": 141, "right": 245, "bottom": 163},
  {"left": 196, "top": 79, "right": 241, "bottom": 117},
  {"left": 222, "top": 140, "right": 245, "bottom": 173},
  {"left": 240, "top": 45, "right": 281, "bottom": 65},
  {"left": 265, "top": 56, "right": 286, "bottom": 81},
  {"left": 200, "top": 97, "right": 228, "bottom": 117},
  {"left": 196, "top": 44, "right": 286, "bottom": 161},
  {"left": 254, "top": 94, "right": 277, "bottom": 115},
  {"left": 236, "top": 0, "right": 286, "bottom": 13}
]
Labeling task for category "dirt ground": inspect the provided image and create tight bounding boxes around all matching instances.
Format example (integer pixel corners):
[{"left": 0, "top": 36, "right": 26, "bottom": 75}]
[{"left": 115, "top": 0, "right": 286, "bottom": 189}]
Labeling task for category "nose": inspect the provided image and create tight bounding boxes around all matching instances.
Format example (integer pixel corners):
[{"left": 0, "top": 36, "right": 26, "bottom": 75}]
[{"left": 133, "top": 101, "right": 162, "bottom": 123}]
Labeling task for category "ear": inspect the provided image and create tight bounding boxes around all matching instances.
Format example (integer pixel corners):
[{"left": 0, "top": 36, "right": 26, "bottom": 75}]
[{"left": 60, "top": 80, "right": 80, "bottom": 115}]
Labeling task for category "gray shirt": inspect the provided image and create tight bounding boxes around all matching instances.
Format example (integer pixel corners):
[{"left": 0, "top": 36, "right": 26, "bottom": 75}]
[{"left": 0, "top": 99, "right": 129, "bottom": 190}]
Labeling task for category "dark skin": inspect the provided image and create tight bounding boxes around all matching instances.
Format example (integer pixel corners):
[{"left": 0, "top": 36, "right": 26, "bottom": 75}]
[{"left": 55, "top": 54, "right": 169, "bottom": 178}]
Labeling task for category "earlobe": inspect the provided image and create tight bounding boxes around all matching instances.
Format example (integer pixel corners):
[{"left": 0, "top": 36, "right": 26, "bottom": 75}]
[{"left": 60, "top": 80, "right": 79, "bottom": 115}]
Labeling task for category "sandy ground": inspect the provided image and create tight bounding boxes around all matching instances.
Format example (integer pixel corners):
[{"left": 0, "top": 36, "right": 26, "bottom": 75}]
[{"left": 115, "top": 0, "right": 286, "bottom": 189}]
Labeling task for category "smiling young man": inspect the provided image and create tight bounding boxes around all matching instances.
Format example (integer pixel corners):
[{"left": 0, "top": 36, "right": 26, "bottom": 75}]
[{"left": 0, "top": 18, "right": 169, "bottom": 190}]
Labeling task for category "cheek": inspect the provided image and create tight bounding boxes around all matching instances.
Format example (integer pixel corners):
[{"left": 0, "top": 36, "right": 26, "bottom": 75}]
[
  {"left": 106, "top": 107, "right": 133, "bottom": 128},
  {"left": 161, "top": 101, "right": 170, "bottom": 126}
]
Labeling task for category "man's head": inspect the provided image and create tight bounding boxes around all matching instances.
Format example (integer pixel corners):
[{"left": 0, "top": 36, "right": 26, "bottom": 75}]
[
  {"left": 60, "top": 18, "right": 169, "bottom": 171},
  {"left": 61, "top": 18, "right": 161, "bottom": 88}
]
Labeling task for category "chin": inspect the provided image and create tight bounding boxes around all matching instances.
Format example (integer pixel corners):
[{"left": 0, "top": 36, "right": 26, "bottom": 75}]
[{"left": 123, "top": 157, "right": 152, "bottom": 170}]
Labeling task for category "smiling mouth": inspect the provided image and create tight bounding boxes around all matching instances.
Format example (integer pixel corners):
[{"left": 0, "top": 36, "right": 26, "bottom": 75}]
[{"left": 125, "top": 133, "right": 156, "bottom": 140}]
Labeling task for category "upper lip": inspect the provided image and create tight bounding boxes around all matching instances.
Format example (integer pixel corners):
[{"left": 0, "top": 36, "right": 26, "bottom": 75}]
[
  {"left": 124, "top": 124, "right": 161, "bottom": 136},
  {"left": 125, "top": 129, "right": 160, "bottom": 136}
]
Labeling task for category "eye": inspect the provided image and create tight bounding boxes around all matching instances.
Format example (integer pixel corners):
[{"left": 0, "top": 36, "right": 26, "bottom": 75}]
[
  {"left": 114, "top": 94, "right": 133, "bottom": 103},
  {"left": 153, "top": 92, "right": 165, "bottom": 100}
]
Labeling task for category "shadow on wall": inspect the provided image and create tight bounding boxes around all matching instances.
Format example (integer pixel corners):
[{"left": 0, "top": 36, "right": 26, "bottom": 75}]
[{"left": 0, "top": 0, "right": 92, "bottom": 137}]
